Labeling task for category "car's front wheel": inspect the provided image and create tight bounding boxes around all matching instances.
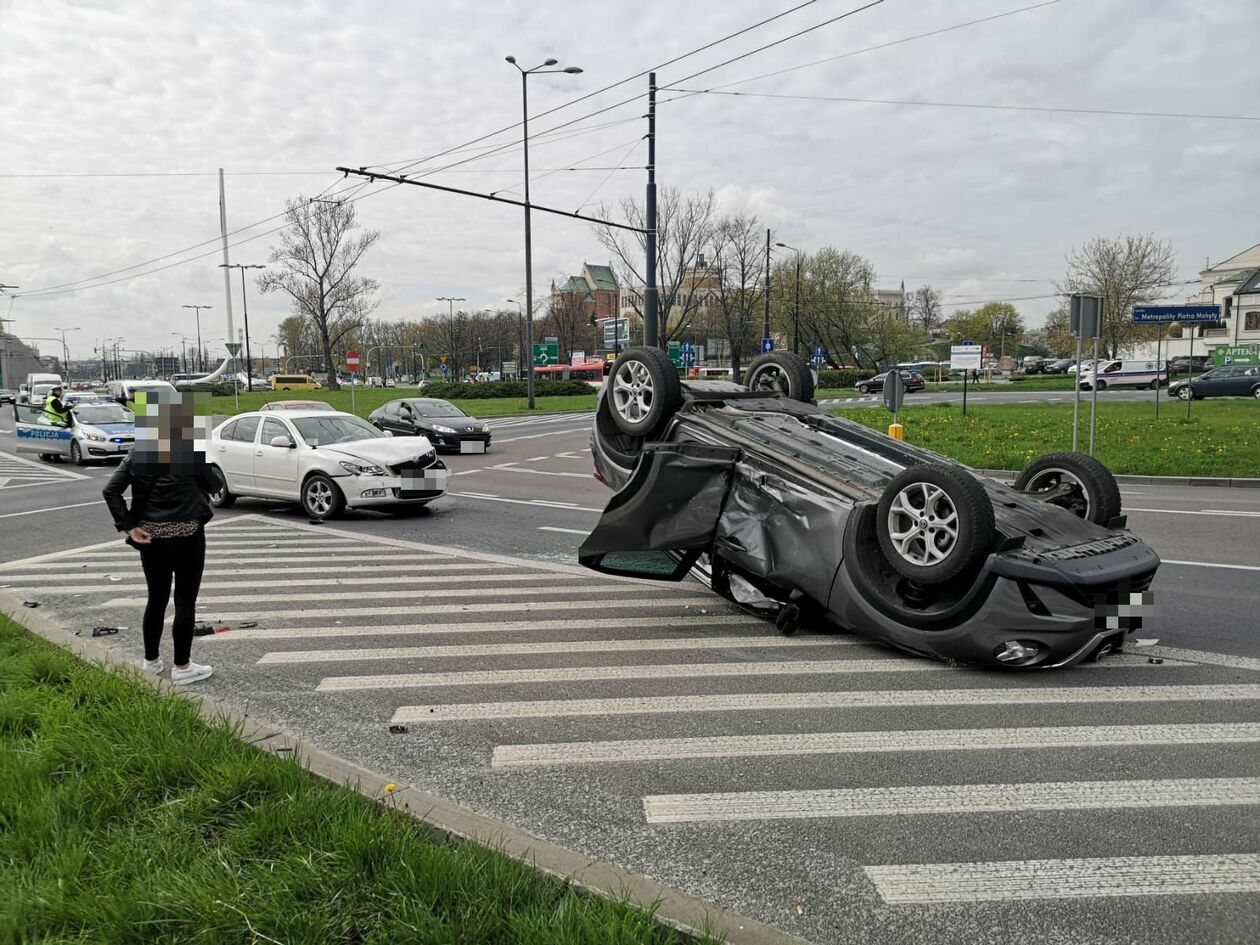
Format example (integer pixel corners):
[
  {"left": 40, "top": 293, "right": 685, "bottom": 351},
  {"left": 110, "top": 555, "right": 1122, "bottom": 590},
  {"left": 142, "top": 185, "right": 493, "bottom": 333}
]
[
  {"left": 302, "top": 473, "right": 344, "bottom": 521},
  {"left": 1176, "top": 385, "right": 1192, "bottom": 401},
  {"left": 857, "top": 384, "right": 870, "bottom": 394},
  {"left": 70, "top": 441, "right": 85, "bottom": 466},
  {"left": 745, "top": 351, "right": 815, "bottom": 402},
  {"left": 607, "top": 345, "right": 682, "bottom": 437},
  {"left": 1014, "top": 451, "right": 1121, "bottom": 526},
  {"left": 876, "top": 464, "right": 995, "bottom": 585}
]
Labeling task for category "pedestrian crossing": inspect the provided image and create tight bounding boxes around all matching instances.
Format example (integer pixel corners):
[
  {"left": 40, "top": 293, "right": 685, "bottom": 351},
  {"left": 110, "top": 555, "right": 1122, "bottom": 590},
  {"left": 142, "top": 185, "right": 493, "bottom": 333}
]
[
  {"left": 2, "top": 512, "right": 1256, "bottom": 938},
  {"left": 0, "top": 451, "right": 90, "bottom": 490}
]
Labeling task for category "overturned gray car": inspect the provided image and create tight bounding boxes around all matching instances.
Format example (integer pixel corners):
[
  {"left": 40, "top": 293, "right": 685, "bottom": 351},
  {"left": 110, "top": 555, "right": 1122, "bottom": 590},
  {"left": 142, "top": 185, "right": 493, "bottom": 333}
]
[{"left": 581, "top": 346, "right": 1158, "bottom": 669}]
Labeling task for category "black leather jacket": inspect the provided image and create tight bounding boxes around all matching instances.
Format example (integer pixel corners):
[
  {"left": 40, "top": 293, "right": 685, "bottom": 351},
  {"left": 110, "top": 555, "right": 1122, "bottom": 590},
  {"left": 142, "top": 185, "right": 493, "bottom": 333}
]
[{"left": 102, "top": 451, "right": 223, "bottom": 532}]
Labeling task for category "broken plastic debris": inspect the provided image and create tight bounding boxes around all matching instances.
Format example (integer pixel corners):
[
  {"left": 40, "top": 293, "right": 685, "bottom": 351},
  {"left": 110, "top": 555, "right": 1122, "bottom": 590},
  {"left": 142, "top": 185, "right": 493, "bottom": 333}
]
[
  {"left": 192, "top": 623, "right": 215, "bottom": 637},
  {"left": 90, "top": 626, "right": 122, "bottom": 637},
  {"left": 22, "top": 600, "right": 39, "bottom": 608},
  {"left": 1135, "top": 638, "right": 1159, "bottom": 647},
  {"left": 388, "top": 724, "right": 408, "bottom": 734},
  {"left": 237, "top": 621, "right": 258, "bottom": 629},
  {"left": 107, "top": 575, "right": 122, "bottom": 582},
  {"left": 1148, "top": 657, "right": 1164, "bottom": 664}
]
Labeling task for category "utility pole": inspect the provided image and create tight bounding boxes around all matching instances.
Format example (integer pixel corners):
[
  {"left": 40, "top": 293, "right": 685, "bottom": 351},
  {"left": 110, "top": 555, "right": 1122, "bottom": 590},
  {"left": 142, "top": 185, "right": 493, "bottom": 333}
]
[
  {"left": 644, "top": 72, "right": 660, "bottom": 348},
  {"left": 220, "top": 264, "right": 265, "bottom": 391},
  {"left": 0, "top": 285, "right": 18, "bottom": 390},
  {"left": 218, "top": 169, "right": 235, "bottom": 351},
  {"left": 776, "top": 243, "right": 802, "bottom": 354},
  {"left": 437, "top": 296, "right": 465, "bottom": 380},
  {"left": 182, "top": 304, "right": 211, "bottom": 372},
  {"left": 51, "top": 326, "right": 79, "bottom": 383}
]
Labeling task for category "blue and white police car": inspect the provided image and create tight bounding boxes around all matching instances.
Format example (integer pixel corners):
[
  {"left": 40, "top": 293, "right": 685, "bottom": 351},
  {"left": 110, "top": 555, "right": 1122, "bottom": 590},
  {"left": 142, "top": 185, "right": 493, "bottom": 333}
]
[{"left": 15, "top": 401, "right": 136, "bottom": 466}]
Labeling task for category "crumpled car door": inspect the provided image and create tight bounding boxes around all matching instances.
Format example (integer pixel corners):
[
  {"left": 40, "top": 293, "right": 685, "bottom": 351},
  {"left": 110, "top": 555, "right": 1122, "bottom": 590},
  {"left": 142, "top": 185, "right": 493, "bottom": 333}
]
[{"left": 579, "top": 442, "right": 739, "bottom": 581}]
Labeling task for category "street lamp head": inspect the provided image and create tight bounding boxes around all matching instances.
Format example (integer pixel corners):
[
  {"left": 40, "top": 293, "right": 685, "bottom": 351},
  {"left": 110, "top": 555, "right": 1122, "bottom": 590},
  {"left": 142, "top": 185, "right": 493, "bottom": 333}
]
[
  {"left": 505, "top": 55, "right": 516, "bottom": 64},
  {"left": 564, "top": 66, "right": 583, "bottom": 74},
  {"left": 543, "top": 57, "right": 558, "bottom": 66}
]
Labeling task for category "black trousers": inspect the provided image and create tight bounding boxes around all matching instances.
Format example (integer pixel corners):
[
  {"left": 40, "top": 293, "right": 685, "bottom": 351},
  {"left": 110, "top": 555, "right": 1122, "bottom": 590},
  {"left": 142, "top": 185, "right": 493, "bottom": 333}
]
[{"left": 138, "top": 529, "right": 206, "bottom": 665}]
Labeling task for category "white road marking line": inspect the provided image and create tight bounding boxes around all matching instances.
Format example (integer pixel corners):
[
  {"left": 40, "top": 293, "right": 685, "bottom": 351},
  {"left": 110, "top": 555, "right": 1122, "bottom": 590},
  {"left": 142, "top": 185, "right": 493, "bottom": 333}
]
[
  {"left": 70, "top": 553, "right": 373, "bottom": 567},
  {"left": 451, "top": 493, "right": 602, "bottom": 513},
  {"left": 491, "top": 462, "right": 519, "bottom": 468},
  {"left": 105, "top": 582, "right": 691, "bottom": 609},
  {"left": 76, "top": 541, "right": 365, "bottom": 552},
  {"left": 1126, "top": 506, "right": 1260, "bottom": 517},
  {"left": 320, "top": 654, "right": 1163, "bottom": 693},
  {"left": 200, "top": 614, "right": 765, "bottom": 642},
  {"left": 864, "top": 854, "right": 1260, "bottom": 903},
  {"left": 643, "top": 777, "right": 1260, "bottom": 824},
  {"left": 496, "top": 428, "right": 592, "bottom": 443},
  {"left": 390, "top": 682, "right": 1247, "bottom": 724},
  {"left": 1142, "top": 646, "right": 1260, "bottom": 672},
  {"left": 492, "top": 722, "right": 1260, "bottom": 768},
  {"left": 0, "top": 499, "right": 106, "bottom": 519},
  {"left": 553, "top": 451, "right": 582, "bottom": 459},
  {"left": 260, "top": 634, "right": 851, "bottom": 664},
  {"left": 0, "top": 562, "right": 503, "bottom": 580},
  {"left": 0, "top": 451, "right": 89, "bottom": 479},
  {"left": 538, "top": 526, "right": 588, "bottom": 535},
  {"left": 192, "top": 596, "right": 725, "bottom": 623},
  {"left": 490, "top": 466, "right": 591, "bottom": 479},
  {"left": 20, "top": 571, "right": 596, "bottom": 594},
  {"left": 526, "top": 456, "right": 550, "bottom": 461},
  {"left": 1160, "top": 559, "right": 1260, "bottom": 573}
]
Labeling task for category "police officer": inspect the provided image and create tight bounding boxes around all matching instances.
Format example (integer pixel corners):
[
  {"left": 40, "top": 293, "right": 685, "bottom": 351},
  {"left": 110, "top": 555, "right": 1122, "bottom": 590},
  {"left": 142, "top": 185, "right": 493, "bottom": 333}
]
[{"left": 43, "top": 386, "right": 73, "bottom": 427}]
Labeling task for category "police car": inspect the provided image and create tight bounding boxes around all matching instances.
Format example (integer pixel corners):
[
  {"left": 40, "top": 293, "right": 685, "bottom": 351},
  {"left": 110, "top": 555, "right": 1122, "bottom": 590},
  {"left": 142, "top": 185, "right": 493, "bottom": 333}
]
[{"left": 14, "top": 401, "right": 137, "bottom": 465}]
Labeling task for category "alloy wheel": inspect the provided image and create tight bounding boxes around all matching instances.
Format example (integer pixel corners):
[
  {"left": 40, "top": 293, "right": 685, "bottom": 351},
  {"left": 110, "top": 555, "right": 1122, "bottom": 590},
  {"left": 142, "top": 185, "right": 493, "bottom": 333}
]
[
  {"left": 886, "top": 482, "right": 960, "bottom": 566},
  {"left": 612, "top": 360, "right": 654, "bottom": 425},
  {"left": 305, "top": 479, "right": 334, "bottom": 516},
  {"left": 749, "top": 364, "right": 787, "bottom": 393}
]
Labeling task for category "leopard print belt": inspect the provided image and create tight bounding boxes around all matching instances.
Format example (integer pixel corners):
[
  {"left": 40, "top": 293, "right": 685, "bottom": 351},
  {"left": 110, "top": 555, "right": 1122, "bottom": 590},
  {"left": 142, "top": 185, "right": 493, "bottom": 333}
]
[{"left": 138, "top": 520, "right": 202, "bottom": 538}]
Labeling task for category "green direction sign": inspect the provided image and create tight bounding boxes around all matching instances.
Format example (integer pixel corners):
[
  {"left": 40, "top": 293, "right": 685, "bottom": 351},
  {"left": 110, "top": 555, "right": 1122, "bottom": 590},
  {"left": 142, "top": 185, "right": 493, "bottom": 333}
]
[
  {"left": 667, "top": 341, "right": 682, "bottom": 367},
  {"left": 532, "top": 342, "right": 559, "bottom": 366},
  {"left": 1214, "top": 345, "right": 1260, "bottom": 366}
]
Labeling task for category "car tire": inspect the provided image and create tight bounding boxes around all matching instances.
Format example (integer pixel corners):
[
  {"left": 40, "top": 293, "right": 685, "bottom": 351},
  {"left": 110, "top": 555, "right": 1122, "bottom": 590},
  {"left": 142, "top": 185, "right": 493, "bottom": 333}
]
[
  {"left": 606, "top": 345, "right": 682, "bottom": 437},
  {"left": 857, "top": 384, "right": 870, "bottom": 394},
  {"left": 38, "top": 453, "right": 52, "bottom": 462},
  {"left": 1013, "top": 451, "right": 1121, "bottom": 526},
  {"left": 745, "top": 351, "right": 815, "bottom": 402},
  {"left": 1149, "top": 379, "right": 1159, "bottom": 390},
  {"left": 1095, "top": 380, "right": 1107, "bottom": 391},
  {"left": 876, "top": 463, "right": 995, "bottom": 585},
  {"left": 70, "top": 441, "right": 85, "bottom": 466},
  {"left": 208, "top": 467, "right": 236, "bottom": 508},
  {"left": 1252, "top": 384, "right": 1260, "bottom": 400},
  {"left": 301, "top": 472, "right": 344, "bottom": 521},
  {"left": 1176, "top": 385, "right": 1192, "bottom": 401}
]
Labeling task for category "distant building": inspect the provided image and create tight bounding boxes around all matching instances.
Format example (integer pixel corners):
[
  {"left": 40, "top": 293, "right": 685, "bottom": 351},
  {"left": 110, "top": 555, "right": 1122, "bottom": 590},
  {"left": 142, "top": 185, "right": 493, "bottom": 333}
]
[
  {"left": 619, "top": 253, "right": 721, "bottom": 329},
  {"left": 873, "top": 284, "right": 908, "bottom": 319},
  {"left": 1135, "top": 243, "right": 1260, "bottom": 360},
  {"left": 550, "top": 263, "right": 621, "bottom": 319}
]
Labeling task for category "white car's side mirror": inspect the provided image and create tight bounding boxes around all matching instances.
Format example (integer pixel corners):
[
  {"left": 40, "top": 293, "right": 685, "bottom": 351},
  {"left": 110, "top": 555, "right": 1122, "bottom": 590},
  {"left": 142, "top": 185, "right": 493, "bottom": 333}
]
[{"left": 270, "top": 435, "right": 294, "bottom": 448}]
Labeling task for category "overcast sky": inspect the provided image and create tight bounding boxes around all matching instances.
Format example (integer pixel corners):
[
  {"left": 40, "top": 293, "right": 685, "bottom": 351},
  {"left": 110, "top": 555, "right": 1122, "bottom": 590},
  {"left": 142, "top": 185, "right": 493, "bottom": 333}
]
[{"left": 3, "top": 0, "right": 1257, "bottom": 362}]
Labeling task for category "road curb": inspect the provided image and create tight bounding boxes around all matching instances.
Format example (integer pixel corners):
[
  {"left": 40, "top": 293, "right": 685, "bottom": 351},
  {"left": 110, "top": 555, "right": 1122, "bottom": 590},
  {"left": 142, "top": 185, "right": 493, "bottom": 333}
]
[
  {"left": 975, "top": 468, "right": 1260, "bottom": 488},
  {"left": 0, "top": 592, "right": 816, "bottom": 945}
]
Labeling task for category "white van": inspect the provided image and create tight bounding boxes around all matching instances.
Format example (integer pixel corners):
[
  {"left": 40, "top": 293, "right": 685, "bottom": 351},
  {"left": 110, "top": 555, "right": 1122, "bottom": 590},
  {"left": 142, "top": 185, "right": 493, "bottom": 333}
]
[
  {"left": 1077, "top": 359, "right": 1167, "bottom": 391},
  {"left": 20, "top": 372, "right": 62, "bottom": 404}
]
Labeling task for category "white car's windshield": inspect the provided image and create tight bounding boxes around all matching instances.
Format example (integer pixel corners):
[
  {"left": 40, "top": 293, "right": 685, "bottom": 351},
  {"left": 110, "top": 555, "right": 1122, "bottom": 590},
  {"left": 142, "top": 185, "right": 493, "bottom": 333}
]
[
  {"left": 291, "top": 415, "right": 386, "bottom": 446},
  {"left": 75, "top": 404, "right": 133, "bottom": 424},
  {"left": 407, "top": 401, "right": 466, "bottom": 418}
]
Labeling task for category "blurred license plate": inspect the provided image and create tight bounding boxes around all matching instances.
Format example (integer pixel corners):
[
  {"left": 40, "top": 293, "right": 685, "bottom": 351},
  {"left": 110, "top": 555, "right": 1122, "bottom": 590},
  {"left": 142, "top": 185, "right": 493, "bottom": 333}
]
[
  {"left": 459, "top": 441, "right": 486, "bottom": 454},
  {"left": 401, "top": 468, "right": 448, "bottom": 494}
]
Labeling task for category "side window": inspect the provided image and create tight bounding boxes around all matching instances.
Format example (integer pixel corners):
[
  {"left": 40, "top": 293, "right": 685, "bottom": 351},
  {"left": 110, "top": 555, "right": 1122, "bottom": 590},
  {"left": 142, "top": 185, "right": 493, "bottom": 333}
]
[
  {"left": 384, "top": 402, "right": 398, "bottom": 417},
  {"left": 234, "top": 416, "right": 261, "bottom": 444},
  {"left": 261, "top": 418, "right": 288, "bottom": 444},
  {"left": 1104, "top": 362, "right": 1121, "bottom": 374},
  {"left": 219, "top": 419, "right": 238, "bottom": 441}
]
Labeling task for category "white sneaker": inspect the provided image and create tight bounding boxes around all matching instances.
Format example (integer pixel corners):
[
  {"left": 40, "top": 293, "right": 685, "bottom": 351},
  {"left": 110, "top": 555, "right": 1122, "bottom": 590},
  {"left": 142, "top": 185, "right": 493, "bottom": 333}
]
[
  {"left": 141, "top": 658, "right": 164, "bottom": 675},
  {"left": 171, "top": 661, "right": 213, "bottom": 685}
]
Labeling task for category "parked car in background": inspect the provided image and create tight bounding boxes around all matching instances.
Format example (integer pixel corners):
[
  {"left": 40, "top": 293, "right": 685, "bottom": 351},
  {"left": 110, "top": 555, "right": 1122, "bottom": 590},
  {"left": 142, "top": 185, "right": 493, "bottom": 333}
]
[
  {"left": 208, "top": 409, "right": 448, "bottom": 520},
  {"left": 369, "top": 398, "right": 492, "bottom": 453},
  {"left": 1077, "top": 359, "right": 1167, "bottom": 391},
  {"left": 855, "top": 370, "right": 925, "bottom": 394},
  {"left": 1168, "top": 364, "right": 1260, "bottom": 401},
  {"left": 0, "top": 388, "right": 15, "bottom": 405},
  {"left": 1170, "top": 355, "right": 1213, "bottom": 375},
  {"left": 1043, "top": 359, "right": 1075, "bottom": 374}
]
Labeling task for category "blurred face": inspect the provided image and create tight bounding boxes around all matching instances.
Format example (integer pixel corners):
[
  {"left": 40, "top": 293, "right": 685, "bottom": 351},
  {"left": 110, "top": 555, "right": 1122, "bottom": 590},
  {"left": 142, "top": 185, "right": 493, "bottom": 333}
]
[{"left": 134, "top": 391, "right": 210, "bottom": 466}]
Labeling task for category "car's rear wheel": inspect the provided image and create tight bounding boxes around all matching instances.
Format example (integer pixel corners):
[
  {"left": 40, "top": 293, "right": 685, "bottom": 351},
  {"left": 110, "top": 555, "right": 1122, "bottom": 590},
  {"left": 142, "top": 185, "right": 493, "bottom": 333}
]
[
  {"left": 1149, "top": 378, "right": 1160, "bottom": 390},
  {"left": 857, "top": 384, "right": 870, "bottom": 394},
  {"left": 607, "top": 345, "right": 682, "bottom": 437},
  {"left": 1252, "top": 384, "right": 1260, "bottom": 400},
  {"left": 1013, "top": 451, "right": 1121, "bottom": 526},
  {"left": 208, "top": 467, "right": 236, "bottom": 508},
  {"left": 301, "top": 473, "right": 345, "bottom": 521},
  {"left": 876, "top": 464, "right": 995, "bottom": 585},
  {"left": 1095, "top": 379, "right": 1107, "bottom": 391},
  {"left": 745, "top": 351, "right": 815, "bottom": 402}
]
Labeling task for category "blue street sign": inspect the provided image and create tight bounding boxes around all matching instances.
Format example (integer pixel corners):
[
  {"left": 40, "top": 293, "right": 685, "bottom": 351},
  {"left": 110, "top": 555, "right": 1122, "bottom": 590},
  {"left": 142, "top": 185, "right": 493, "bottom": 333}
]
[
  {"left": 681, "top": 340, "right": 693, "bottom": 354},
  {"left": 1132, "top": 304, "right": 1221, "bottom": 324},
  {"left": 438, "top": 363, "right": 449, "bottom": 375},
  {"left": 814, "top": 344, "right": 824, "bottom": 360},
  {"left": 761, "top": 337, "right": 774, "bottom": 353}
]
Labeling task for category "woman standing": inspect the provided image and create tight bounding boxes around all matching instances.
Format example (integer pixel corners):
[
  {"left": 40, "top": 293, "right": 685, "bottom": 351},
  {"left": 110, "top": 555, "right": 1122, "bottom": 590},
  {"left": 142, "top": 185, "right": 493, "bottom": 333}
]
[{"left": 102, "top": 397, "right": 221, "bottom": 684}]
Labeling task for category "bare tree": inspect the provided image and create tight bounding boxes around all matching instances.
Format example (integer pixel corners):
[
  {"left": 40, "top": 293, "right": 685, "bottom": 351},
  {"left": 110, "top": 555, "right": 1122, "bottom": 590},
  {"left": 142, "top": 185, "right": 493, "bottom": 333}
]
[
  {"left": 542, "top": 277, "right": 595, "bottom": 363},
  {"left": 258, "top": 197, "right": 380, "bottom": 390},
  {"left": 594, "top": 187, "right": 717, "bottom": 347},
  {"left": 796, "top": 247, "right": 878, "bottom": 369},
  {"left": 1057, "top": 234, "right": 1178, "bottom": 358},
  {"left": 907, "top": 285, "right": 944, "bottom": 335},
  {"left": 711, "top": 214, "right": 764, "bottom": 382}
]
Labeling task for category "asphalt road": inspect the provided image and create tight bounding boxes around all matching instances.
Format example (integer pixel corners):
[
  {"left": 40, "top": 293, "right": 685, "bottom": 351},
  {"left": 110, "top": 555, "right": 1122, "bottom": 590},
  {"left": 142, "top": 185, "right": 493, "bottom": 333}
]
[{"left": 1, "top": 409, "right": 1258, "bottom": 945}]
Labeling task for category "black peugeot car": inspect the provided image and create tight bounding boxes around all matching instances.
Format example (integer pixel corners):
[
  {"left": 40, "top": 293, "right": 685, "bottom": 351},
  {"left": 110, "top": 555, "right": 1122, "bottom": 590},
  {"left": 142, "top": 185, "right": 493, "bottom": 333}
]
[
  {"left": 582, "top": 346, "right": 1158, "bottom": 669},
  {"left": 368, "top": 398, "right": 492, "bottom": 454},
  {"left": 855, "top": 370, "right": 925, "bottom": 394}
]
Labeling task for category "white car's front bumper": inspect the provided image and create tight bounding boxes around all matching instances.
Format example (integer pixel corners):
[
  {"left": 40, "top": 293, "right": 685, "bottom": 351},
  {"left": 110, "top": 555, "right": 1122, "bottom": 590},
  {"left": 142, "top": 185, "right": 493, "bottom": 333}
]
[{"left": 338, "top": 465, "right": 449, "bottom": 508}]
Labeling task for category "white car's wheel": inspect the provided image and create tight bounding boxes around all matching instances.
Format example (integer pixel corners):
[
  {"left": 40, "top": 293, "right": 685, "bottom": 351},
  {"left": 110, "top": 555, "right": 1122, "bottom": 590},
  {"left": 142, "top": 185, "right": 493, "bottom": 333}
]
[
  {"left": 301, "top": 473, "right": 344, "bottom": 520},
  {"left": 207, "top": 467, "right": 236, "bottom": 508}
]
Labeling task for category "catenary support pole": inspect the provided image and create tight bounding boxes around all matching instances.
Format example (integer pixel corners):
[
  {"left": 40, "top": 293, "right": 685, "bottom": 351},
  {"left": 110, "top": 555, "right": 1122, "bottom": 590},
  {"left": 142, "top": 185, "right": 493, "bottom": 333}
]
[
  {"left": 1088, "top": 328, "right": 1101, "bottom": 456},
  {"left": 644, "top": 73, "right": 659, "bottom": 348},
  {"left": 1186, "top": 326, "right": 1194, "bottom": 421},
  {"left": 520, "top": 72, "right": 536, "bottom": 409},
  {"left": 218, "top": 170, "right": 235, "bottom": 367},
  {"left": 762, "top": 228, "right": 771, "bottom": 343}
]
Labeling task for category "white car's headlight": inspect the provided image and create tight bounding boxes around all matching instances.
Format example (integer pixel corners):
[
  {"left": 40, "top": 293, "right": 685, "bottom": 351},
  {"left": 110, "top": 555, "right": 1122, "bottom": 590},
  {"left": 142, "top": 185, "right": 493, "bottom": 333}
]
[
  {"left": 84, "top": 432, "right": 106, "bottom": 442},
  {"left": 339, "top": 460, "right": 387, "bottom": 476},
  {"left": 432, "top": 424, "right": 456, "bottom": 434}
]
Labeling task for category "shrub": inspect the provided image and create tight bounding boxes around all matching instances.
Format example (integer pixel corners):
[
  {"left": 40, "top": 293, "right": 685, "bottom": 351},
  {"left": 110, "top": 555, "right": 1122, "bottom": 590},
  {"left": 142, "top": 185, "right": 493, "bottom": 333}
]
[
  {"left": 817, "top": 370, "right": 865, "bottom": 389},
  {"left": 422, "top": 380, "right": 596, "bottom": 400}
]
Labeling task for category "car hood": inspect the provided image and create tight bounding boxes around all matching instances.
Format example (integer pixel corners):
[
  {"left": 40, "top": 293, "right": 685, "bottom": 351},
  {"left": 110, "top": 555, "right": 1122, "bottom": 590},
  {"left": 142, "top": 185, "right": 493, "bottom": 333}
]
[
  {"left": 80, "top": 422, "right": 135, "bottom": 436},
  {"left": 319, "top": 437, "right": 435, "bottom": 465}
]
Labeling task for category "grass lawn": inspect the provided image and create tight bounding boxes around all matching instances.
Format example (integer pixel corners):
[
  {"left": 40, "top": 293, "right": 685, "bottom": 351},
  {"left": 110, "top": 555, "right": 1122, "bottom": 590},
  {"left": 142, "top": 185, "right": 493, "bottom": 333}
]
[
  {"left": 0, "top": 614, "right": 709, "bottom": 945},
  {"left": 829, "top": 400, "right": 1259, "bottom": 477},
  {"left": 195, "top": 387, "right": 597, "bottom": 419}
]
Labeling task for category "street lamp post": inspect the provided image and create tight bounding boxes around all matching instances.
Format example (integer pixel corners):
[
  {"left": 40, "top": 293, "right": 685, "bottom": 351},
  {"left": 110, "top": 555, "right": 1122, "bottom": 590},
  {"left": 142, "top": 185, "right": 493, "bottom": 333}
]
[
  {"left": 505, "top": 55, "right": 583, "bottom": 408},
  {"left": 219, "top": 265, "right": 264, "bottom": 390},
  {"left": 182, "top": 304, "right": 212, "bottom": 372},
  {"left": 775, "top": 243, "right": 803, "bottom": 355},
  {"left": 505, "top": 299, "right": 524, "bottom": 378},
  {"left": 436, "top": 296, "right": 465, "bottom": 381},
  {"left": 51, "top": 326, "right": 80, "bottom": 383}
]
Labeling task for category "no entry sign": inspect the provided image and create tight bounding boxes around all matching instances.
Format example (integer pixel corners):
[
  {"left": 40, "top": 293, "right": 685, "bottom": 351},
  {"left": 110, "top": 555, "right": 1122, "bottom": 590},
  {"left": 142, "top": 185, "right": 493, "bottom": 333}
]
[{"left": 346, "top": 350, "right": 360, "bottom": 373}]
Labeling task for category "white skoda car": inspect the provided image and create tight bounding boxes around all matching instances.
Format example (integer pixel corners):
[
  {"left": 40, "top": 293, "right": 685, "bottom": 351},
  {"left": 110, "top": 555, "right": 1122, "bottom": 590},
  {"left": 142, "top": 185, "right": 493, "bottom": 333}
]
[{"left": 208, "top": 409, "right": 448, "bottom": 520}]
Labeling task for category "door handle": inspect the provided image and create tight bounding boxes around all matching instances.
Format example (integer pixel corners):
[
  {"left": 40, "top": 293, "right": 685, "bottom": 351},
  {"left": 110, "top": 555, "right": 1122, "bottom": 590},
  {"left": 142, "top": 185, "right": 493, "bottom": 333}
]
[{"left": 254, "top": 450, "right": 263, "bottom": 456}]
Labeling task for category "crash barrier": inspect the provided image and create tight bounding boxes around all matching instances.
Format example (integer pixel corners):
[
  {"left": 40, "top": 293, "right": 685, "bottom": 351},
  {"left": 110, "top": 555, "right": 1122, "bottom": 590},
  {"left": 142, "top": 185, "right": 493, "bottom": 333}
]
[{"left": 423, "top": 380, "right": 596, "bottom": 399}]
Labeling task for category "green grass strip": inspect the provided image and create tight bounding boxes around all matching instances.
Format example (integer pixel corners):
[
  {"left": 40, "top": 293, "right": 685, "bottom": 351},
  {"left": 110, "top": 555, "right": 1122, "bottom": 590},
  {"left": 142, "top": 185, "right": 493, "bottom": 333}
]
[
  {"left": 0, "top": 614, "right": 712, "bottom": 945},
  {"left": 193, "top": 389, "right": 596, "bottom": 420},
  {"left": 829, "top": 400, "right": 1259, "bottom": 477}
]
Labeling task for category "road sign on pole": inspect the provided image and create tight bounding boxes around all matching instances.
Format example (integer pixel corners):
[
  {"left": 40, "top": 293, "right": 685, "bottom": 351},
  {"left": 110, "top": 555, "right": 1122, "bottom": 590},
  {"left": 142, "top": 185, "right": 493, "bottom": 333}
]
[
  {"left": 346, "top": 350, "right": 360, "bottom": 373},
  {"left": 761, "top": 337, "right": 775, "bottom": 354},
  {"left": 813, "top": 344, "right": 825, "bottom": 366},
  {"left": 1131, "top": 304, "right": 1221, "bottom": 324},
  {"left": 438, "top": 363, "right": 449, "bottom": 375},
  {"left": 531, "top": 342, "right": 558, "bottom": 366}
]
